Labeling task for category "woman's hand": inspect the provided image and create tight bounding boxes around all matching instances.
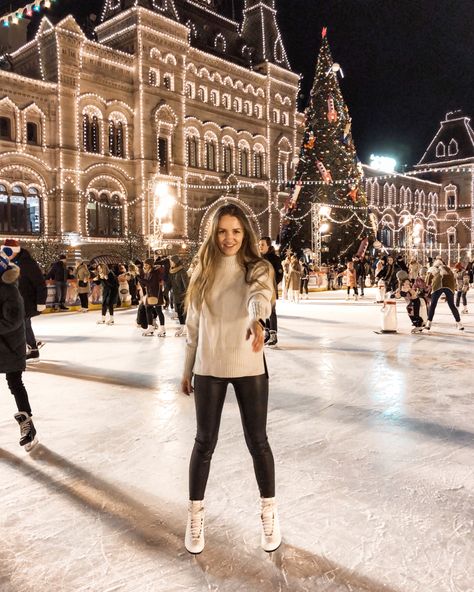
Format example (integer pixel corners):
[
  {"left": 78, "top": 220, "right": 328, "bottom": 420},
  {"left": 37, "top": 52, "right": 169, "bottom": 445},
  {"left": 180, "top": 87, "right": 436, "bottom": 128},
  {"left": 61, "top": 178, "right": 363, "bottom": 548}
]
[
  {"left": 246, "top": 320, "right": 264, "bottom": 353},
  {"left": 181, "top": 375, "right": 194, "bottom": 396}
]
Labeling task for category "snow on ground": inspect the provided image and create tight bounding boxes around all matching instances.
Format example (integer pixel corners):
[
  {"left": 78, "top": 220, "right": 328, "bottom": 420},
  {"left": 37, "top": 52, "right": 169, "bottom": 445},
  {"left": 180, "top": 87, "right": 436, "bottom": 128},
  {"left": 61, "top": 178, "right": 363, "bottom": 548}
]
[{"left": 0, "top": 288, "right": 473, "bottom": 592}]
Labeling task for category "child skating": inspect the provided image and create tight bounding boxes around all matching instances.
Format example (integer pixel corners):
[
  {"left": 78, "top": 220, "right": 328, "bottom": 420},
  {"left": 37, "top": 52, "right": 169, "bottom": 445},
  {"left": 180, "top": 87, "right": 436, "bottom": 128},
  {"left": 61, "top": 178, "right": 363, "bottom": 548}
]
[{"left": 0, "top": 245, "right": 38, "bottom": 452}]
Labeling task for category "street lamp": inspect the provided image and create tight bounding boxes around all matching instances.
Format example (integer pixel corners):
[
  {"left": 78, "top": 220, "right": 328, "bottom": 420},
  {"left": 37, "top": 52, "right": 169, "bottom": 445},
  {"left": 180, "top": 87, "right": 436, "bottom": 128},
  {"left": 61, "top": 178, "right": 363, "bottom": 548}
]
[
  {"left": 149, "top": 182, "right": 175, "bottom": 254},
  {"left": 311, "top": 204, "right": 331, "bottom": 267}
]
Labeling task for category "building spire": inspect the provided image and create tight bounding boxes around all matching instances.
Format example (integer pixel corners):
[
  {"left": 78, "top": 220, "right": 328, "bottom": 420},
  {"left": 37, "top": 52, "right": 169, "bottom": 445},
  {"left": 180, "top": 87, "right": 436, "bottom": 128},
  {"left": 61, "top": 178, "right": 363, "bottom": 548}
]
[{"left": 240, "top": 0, "right": 291, "bottom": 70}]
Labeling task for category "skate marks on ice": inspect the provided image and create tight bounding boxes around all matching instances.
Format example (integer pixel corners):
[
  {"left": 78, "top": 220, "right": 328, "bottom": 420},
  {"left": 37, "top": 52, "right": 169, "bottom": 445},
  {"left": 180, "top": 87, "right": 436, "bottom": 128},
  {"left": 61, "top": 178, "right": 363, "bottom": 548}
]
[
  {"left": 0, "top": 444, "right": 398, "bottom": 592},
  {"left": 25, "top": 360, "right": 157, "bottom": 390},
  {"left": 0, "top": 445, "right": 182, "bottom": 549},
  {"left": 191, "top": 542, "right": 401, "bottom": 592}
]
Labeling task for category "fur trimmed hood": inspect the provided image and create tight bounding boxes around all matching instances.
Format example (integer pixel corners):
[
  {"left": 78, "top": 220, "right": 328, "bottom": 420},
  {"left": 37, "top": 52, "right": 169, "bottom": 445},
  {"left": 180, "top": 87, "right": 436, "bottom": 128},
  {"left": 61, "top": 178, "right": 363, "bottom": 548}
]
[{"left": 1, "top": 263, "right": 20, "bottom": 284}]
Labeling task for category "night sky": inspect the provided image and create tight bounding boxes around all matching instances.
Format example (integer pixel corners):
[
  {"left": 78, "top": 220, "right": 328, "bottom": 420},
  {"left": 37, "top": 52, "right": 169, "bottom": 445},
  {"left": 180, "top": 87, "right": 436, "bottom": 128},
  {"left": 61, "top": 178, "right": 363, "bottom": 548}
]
[{"left": 19, "top": 0, "right": 474, "bottom": 169}]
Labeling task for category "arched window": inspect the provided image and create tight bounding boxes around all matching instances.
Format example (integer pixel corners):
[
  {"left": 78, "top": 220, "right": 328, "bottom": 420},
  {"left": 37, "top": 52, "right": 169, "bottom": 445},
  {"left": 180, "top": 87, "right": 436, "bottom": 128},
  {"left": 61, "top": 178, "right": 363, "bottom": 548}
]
[
  {"left": 87, "top": 193, "right": 123, "bottom": 237},
  {"left": 215, "top": 34, "right": 226, "bottom": 53},
  {"left": 445, "top": 184, "right": 457, "bottom": 210},
  {"left": 185, "top": 82, "right": 194, "bottom": 99},
  {"left": 282, "top": 112, "right": 289, "bottom": 126},
  {"left": 240, "top": 147, "right": 249, "bottom": 176},
  {"left": 0, "top": 184, "right": 41, "bottom": 235},
  {"left": 205, "top": 139, "right": 216, "bottom": 171},
  {"left": 210, "top": 90, "right": 219, "bottom": 106},
  {"left": 254, "top": 104, "right": 263, "bottom": 119},
  {"left": 0, "top": 116, "right": 12, "bottom": 140},
  {"left": 108, "top": 120, "right": 125, "bottom": 157},
  {"left": 223, "top": 144, "right": 233, "bottom": 173},
  {"left": 448, "top": 138, "right": 458, "bottom": 157},
  {"left": 163, "top": 74, "right": 173, "bottom": 91},
  {"left": 254, "top": 151, "right": 264, "bottom": 178},
  {"left": 222, "top": 94, "right": 230, "bottom": 109},
  {"left": 186, "top": 136, "right": 199, "bottom": 167},
  {"left": 198, "top": 86, "right": 208, "bottom": 102},
  {"left": 436, "top": 142, "right": 445, "bottom": 158},
  {"left": 26, "top": 122, "right": 39, "bottom": 145},
  {"left": 272, "top": 109, "right": 280, "bottom": 124},
  {"left": 233, "top": 98, "right": 242, "bottom": 112},
  {"left": 447, "top": 227, "right": 456, "bottom": 245},
  {"left": 91, "top": 116, "right": 100, "bottom": 153},
  {"left": 149, "top": 68, "right": 159, "bottom": 86}
]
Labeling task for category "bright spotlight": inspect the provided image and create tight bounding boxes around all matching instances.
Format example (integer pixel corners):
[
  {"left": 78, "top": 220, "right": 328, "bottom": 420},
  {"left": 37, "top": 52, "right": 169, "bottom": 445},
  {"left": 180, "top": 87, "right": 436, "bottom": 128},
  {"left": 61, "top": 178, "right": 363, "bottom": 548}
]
[{"left": 369, "top": 154, "right": 397, "bottom": 173}]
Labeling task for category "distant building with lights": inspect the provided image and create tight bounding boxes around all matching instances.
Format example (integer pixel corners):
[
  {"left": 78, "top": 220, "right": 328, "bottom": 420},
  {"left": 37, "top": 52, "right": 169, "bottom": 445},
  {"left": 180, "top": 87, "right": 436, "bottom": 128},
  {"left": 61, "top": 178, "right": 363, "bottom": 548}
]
[
  {"left": 0, "top": 0, "right": 301, "bottom": 259},
  {"left": 364, "top": 111, "right": 474, "bottom": 262}
]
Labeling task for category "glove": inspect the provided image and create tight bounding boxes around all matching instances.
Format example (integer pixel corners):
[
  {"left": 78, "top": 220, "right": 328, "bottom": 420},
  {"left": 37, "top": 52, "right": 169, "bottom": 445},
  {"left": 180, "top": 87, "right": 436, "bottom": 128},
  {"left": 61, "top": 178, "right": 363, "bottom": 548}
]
[{"left": 37, "top": 304, "right": 46, "bottom": 313}]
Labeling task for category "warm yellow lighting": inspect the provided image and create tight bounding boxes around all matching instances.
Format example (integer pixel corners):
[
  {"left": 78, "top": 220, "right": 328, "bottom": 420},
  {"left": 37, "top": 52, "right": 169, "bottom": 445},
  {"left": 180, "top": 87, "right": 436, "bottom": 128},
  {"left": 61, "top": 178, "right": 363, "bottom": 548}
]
[
  {"left": 319, "top": 222, "right": 330, "bottom": 233},
  {"left": 162, "top": 222, "right": 174, "bottom": 234},
  {"left": 319, "top": 205, "right": 331, "bottom": 218}
]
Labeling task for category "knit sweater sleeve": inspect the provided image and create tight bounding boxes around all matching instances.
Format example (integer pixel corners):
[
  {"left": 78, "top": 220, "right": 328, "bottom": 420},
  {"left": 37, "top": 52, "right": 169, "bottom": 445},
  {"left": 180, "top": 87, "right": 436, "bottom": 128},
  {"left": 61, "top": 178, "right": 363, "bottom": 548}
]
[
  {"left": 247, "top": 260, "right": 274, "bottom": 321},
  {"left": 183, "top": 301, "right": 199, "bottom": 378}
]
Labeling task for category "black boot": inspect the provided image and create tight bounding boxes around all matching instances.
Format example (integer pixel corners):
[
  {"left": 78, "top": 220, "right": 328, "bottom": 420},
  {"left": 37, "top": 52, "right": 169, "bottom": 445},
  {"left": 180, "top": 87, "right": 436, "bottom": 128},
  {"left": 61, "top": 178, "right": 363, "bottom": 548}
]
[
  {"left": 26, "top": 348, "right": 40, "bottom": 361},
  {"left": 14, "top": 412, "right": 38, "bottom": 452}
]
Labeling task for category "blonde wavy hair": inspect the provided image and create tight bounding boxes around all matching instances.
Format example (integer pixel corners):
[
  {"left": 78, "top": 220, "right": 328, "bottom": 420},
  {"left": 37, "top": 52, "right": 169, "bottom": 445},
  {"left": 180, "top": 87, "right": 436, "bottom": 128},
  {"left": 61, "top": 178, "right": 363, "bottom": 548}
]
[{"left": 186, "top": 204, "right": 272, "bottom": 310}]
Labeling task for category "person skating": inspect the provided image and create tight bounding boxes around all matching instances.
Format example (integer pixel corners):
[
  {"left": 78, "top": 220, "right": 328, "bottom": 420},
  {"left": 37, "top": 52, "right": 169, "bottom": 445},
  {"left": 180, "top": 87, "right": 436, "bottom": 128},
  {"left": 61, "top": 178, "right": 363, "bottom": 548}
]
[
  {"left": 339, "top": 260, "right": 358, "bottom": 300},
  {"left": 258, "top": 237, "right": 283, "bottom": 347},
  {"left": 5, "top": 239, "right": 47, "bottom": 361},
  {"left": 287, "top": 255, "right": 302, "bottom": 303},
  {"left": 425, "top": 258, "right": 463, "bottom": 330},
  {"left": 181, "top": 204, "right": 280, "bottom": 554},
  {"left": 454, "top": 262, "right": 469, "bottom": 314},
  {"left": 376, "top": 255, "right": 398, "bottom": 297},
  {"left": 0, "top": 245, "right": 38, "bottom": 451},
  {"left": 75, "top": 261, "right": 91, "bottom": 312},
  {"left": 94, "top": 263, "right": 118, "bottom": 325},
  {"left": 48, "top": 254, "right": 69, "bottom": 310},
  {"left": 137, "top": 259, "right": 165, "bottom": 336},
  {"left": 169, "top": 255, "right": 189, "bottom": 337}
]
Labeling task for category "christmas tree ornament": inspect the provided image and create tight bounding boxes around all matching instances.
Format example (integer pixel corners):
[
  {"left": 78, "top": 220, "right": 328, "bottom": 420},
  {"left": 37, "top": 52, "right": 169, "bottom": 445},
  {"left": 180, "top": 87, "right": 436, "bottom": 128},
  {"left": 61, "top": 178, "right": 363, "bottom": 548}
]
[
  {"left": 326, "top": 63, "right": 344, "bottom": 78},
  {"left": 316, "top": 161, "right": 333, "bottom": 184},
  {"left": 327, "top": 96, "right": 338, "bottom": 123},
  {"left": 348, "top": 186, "right": 358, "bottom": 202},
  {"left": 304, "top": 131, "right": 316, "bottom": 149}
]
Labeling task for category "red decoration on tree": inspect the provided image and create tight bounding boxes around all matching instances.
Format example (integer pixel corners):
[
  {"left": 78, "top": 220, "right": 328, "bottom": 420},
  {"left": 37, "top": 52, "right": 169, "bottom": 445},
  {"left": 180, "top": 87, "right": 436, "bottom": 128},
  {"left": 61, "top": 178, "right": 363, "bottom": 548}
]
[
  {"left": 316, "top": 161, "right": 332, "bottom": 184},
  {"left": 327, "top": 95, "right": 338, "bottom": 123},
  {"left": 322, "top": 27, "right": 327, "bottom": 38},
  {"left": 348, "top": 187, "right": 358, "bottom": 202}
]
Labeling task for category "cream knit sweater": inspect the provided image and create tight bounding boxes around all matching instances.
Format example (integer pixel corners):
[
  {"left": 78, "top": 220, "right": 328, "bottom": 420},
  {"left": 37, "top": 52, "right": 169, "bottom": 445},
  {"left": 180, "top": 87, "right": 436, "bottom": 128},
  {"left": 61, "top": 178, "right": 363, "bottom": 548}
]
[{"left": 184, "top": 255, "right": 274, "bottom": 378}]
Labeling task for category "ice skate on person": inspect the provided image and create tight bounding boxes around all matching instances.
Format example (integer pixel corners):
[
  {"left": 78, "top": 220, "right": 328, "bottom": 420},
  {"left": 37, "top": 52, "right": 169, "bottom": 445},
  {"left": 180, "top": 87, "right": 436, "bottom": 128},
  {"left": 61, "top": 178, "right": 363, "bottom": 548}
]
[
  {"left": 185, "top": 500, "right": 205, "bottom": 554},
  {"left": 462, "top": 307, "right": 468, "bottom": 314},
  {"left": 411, "top": 326, "right": 423, "bottom": 334},
  {"left": 106, "top": 318, "right": 114, "bottom": 325},
  {"left": 97, "top": 316, "right": 106, "bottom": 324},
  {"left": 425, "top": 320, "right": 431, "bottom": 330},
  {"left": 175, "top": 325, "right": 186, "bottom": 337},
  {"left": 265, "top": 330, "right": 278, "bottom": 347},
  {"left": 142, "top": 327, "right": 155, "bottom": 336},
  {"left": 264, "top": 328, "right": 270, "bottom": 345},
  {"left": 14, "top": 412, "right": 38, "bottom": 452},
  {"left": 26, "top": 348, "right": 40, "bottom": 362},
  {"left": 456, "top": 322, "right": 464, "bottom": 331},
  {"left": 156, "top": 326, "right": 166, "bottom": 337},
  {"left": 260, "top": 497, "right": 281, "bottom": 552}
]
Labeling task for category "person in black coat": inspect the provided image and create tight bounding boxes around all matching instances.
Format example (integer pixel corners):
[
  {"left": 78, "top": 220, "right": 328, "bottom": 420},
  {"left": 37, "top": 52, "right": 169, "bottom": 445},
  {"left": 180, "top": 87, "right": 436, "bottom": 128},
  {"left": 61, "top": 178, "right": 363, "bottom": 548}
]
[
  {"left": 259, "top": 237, "right": 283, "bottom": 347},
  {"left": 0, "top": 246, "right": 38, "bottom": 451},
  {"left": 6, "top": 241, "right": 47, "bottom": 361},
  {"left": 94, "top": 263, "right": 119, "bottom": 325},
  {"left": 48, "top": 254, "right": 69, "bottom": 310}
]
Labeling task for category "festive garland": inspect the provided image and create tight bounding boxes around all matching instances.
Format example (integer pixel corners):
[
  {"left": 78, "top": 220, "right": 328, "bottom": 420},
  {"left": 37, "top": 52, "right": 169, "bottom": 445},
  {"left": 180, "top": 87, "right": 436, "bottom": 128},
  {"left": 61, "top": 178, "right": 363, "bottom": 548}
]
[{"left": 1, "top": 0, "right": 57, "bottom": 27}]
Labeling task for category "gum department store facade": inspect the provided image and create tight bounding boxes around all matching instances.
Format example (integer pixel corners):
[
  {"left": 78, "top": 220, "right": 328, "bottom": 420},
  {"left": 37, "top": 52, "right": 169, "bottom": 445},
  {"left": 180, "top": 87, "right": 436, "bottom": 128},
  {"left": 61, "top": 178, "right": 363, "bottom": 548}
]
[{"left": 0, "top": 0, "right": 473, "bottom": 262}]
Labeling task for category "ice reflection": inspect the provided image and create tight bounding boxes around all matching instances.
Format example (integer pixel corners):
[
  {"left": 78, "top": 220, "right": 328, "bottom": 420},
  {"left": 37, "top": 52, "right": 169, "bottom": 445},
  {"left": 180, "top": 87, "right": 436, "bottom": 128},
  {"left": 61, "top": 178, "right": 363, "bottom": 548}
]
[{"left": 370, "top": 352, "right": 406, "bottom": 420}]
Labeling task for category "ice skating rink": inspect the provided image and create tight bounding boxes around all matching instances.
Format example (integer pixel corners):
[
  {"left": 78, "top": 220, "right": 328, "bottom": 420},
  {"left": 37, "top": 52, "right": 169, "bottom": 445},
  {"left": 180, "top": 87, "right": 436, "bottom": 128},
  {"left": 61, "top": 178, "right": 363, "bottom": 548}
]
[{"left": 0, "top": 289, "right": 472, "bottom": 592}]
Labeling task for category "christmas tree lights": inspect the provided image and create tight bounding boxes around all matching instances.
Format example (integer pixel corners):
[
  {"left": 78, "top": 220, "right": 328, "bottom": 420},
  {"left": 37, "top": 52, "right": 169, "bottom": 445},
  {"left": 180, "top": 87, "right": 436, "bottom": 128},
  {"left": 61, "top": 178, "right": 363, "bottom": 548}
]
[
  {"left": 280, "top": 29, "right": 376, "bottom": 261},
  {"left": 1, "top": 0, "right": 57, "bottom": 28}
]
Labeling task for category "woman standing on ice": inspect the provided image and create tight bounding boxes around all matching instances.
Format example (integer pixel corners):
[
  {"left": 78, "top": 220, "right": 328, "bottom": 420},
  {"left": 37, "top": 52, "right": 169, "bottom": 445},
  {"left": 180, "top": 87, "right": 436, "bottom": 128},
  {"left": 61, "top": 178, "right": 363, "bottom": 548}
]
[
  {"left": 181, "top": 204, "right": 280, "bottom": 555},
  {"left": 94, "top": 263, "right": 118, "bottom": 325},
  {"left": 425, "top": 258, "right": 463, "bottom": 330}
]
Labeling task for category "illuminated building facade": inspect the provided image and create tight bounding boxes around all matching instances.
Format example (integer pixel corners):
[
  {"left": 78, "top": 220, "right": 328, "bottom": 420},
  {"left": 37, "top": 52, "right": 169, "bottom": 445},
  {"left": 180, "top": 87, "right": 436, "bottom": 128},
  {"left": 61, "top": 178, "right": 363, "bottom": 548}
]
[{"left": 0, "top": 0, "right": 301, "bottom": 257}]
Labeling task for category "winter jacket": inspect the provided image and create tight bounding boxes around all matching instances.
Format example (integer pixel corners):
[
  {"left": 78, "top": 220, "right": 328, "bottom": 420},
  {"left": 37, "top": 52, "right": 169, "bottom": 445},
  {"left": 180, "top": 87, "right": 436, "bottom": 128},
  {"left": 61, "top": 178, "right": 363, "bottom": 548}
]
[
  {"left": 263, "top": 248, "right": 283, "bottom": 298},
  {"left": 12, "top": 248, "right": 47, "bottom": 318},
  {"left": 48, "top": 259, "right": 68, "bottom": 283},
  {"left": 76, "top": 264, "right": 91, "bottom": 294},
  {"left": 95, "top": 272, "right": 119, "bottom": 305},
  {"left": 169, "top": 265, "right": 189, "bottom": 303},
  {"left": 0, "top": 267, "right": 26, "bottom": 374},
  {"left": 426, "top": 265, "right": 456, "bottom": 293},
  {"left": 455, "top": 271, "right": 470, "bottom": 293},
  {"left": 288, "top": 262, "right": 302, "bottom": 291},
  {"left": 138, "top": 268, "right": 164, "bottom": 304}
]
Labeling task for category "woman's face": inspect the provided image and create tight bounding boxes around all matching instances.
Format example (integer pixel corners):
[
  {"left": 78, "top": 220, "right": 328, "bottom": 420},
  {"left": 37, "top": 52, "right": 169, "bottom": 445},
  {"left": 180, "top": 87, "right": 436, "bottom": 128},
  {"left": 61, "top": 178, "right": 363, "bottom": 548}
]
[
  {"left": 143, "top": 263, "right": 152, "bottom": 273},
  {"left": 216, "top": 215, "right": 244, "bottom": 257}
]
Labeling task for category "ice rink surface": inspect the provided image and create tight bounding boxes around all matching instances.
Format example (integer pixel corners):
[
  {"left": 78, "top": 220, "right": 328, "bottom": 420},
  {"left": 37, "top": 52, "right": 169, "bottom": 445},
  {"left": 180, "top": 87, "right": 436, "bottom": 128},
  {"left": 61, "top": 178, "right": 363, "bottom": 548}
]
[{"left": 0, "top": 288, "right": 473, "bottom": 592}]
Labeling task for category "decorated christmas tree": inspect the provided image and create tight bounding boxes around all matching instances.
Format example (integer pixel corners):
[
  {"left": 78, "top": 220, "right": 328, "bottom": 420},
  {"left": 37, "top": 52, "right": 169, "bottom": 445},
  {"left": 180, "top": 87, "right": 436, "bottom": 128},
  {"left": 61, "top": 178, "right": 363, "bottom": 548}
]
[{"left": 280, "top": 28, "right": 377, "bottom": 262}]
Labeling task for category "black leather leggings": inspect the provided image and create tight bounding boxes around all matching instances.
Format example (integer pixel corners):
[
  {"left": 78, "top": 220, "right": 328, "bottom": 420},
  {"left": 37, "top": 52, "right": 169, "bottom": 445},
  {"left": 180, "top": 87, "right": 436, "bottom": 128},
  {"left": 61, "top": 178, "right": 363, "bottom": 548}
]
[
  {"left": 189, "top": 374, "right": 275, "bottom": 500},
  {"left": 6, "top": 372, "right": 32, "bottom": 415}
]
